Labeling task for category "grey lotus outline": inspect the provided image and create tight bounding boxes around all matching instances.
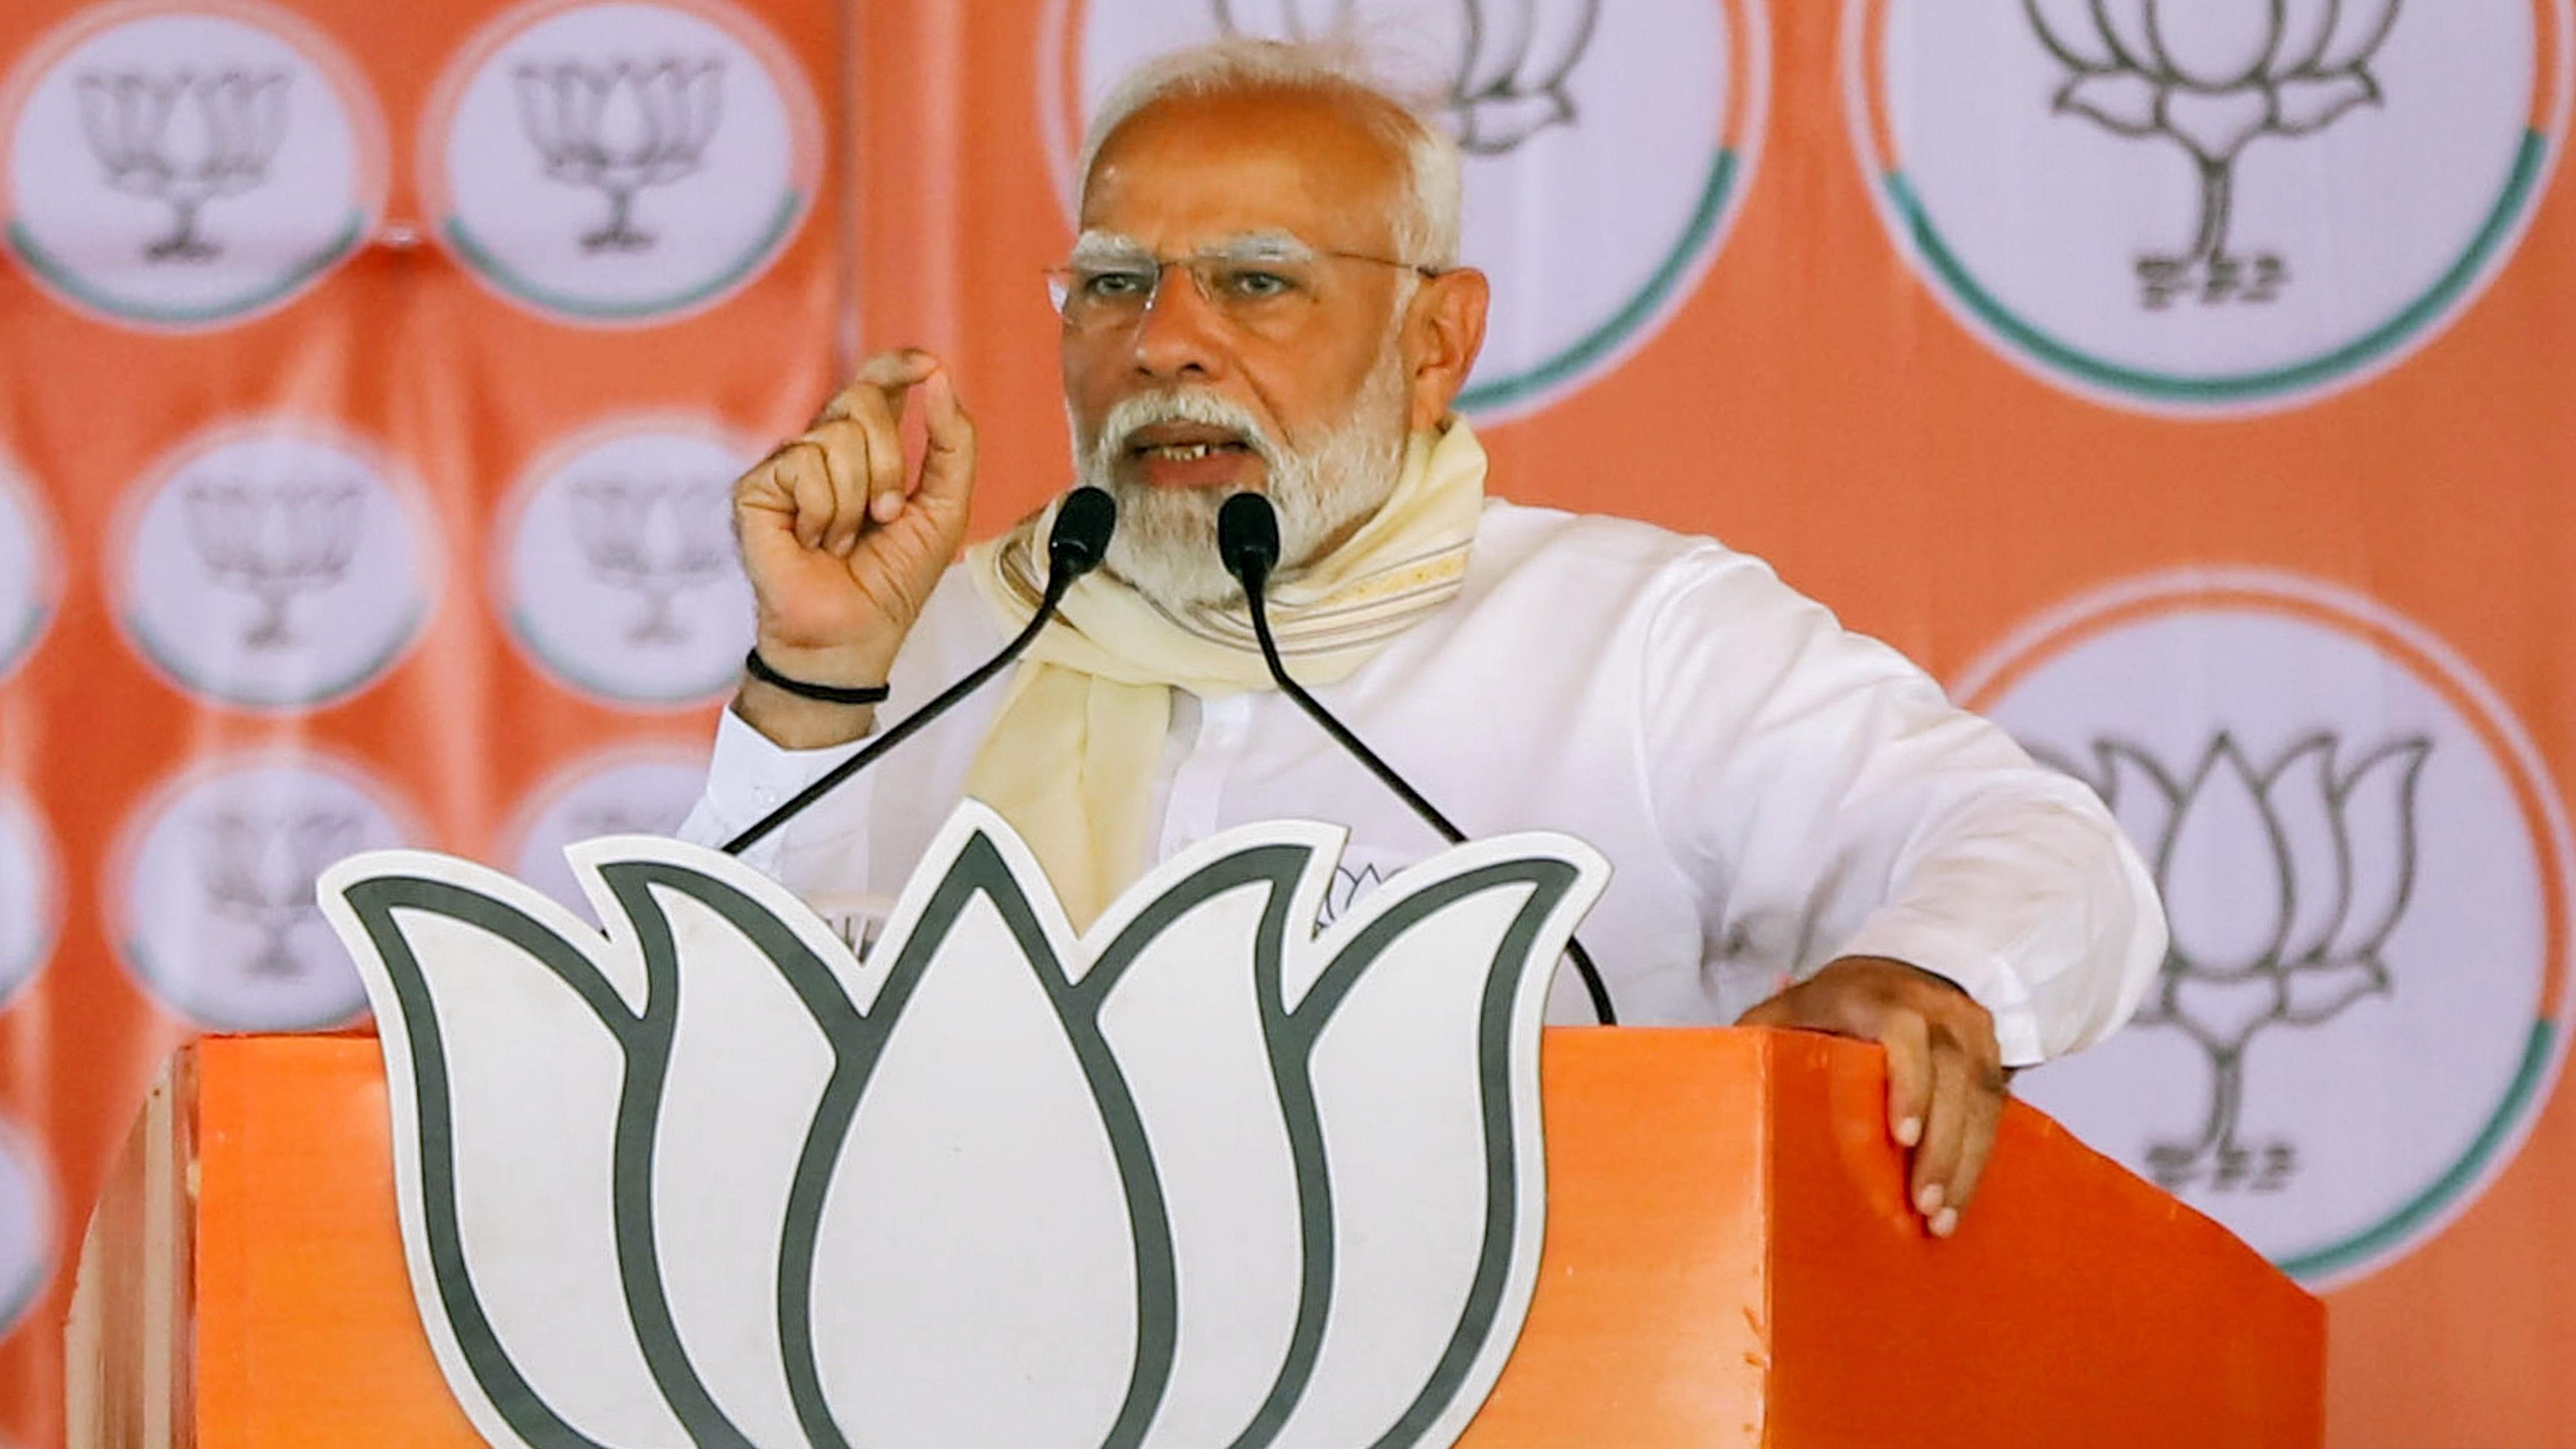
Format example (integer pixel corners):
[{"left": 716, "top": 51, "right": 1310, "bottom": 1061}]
[
  {"left": 75, "top": 68, "right": 291, "bottom": 263},
  {"left": 513, "top": 56, "right": 725, "bottom": 252},
  {"left": 2025, "top": 0, "right": 2403, "bottom": 307},
  {"left": 184, "top": 479, "right": 365, "bottom": 651},
  {"left": 1211, "top": 0, "right": 1602, "bottom": 153},
  {"left": 321, "top": 810, "right": 1599, "bottom": 1447},
  {"left": 2050, "top": 730, "right": 2429, "bottom": 1192},
  {"left": 566, "top": 475, "right": 734, "bottom": 646},
  {"left": 198, "top": 806, "right": 361, "bottom": 977}
]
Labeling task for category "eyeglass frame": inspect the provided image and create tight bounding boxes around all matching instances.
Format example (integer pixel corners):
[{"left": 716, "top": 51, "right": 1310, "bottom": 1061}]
[{"left": 1045, "top": 229, "right": 1444, "bottom": 330}]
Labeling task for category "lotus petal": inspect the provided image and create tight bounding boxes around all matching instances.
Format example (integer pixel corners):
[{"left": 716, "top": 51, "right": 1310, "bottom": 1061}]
[
  {"left": 802, "top": 817, "right": 1143, "bottom": 1449},
  {"left": 2057, "top": 70, "right": 2166, "bottom": 133},
  {"left": 1519, "top": 0, "right": 1602, "bottom": 94},
  {"left": 2273, "top": 72, "right": 2379, "bottom": 134},
  {"left": 319, "top": 855, "right": 705, "bottom": 1449},
  {"left": 578, "top": 847, "right": 862, "bottom": 1448},
  {"left": 2161, "top": 738, "right": 2292, "bottom": 978},
  {"left": 75, "top": 74, "right": 120, "bottom": 163},
  {"left": 162, "top": 76, "right": 216, "bottom": 173},
  {"left": 2093, "top": 0, "right": 2162, "bottom": 73},
  {"left": 2162, "top": 85, "right": 2275, "bottom": 163},
  {"left": 2091, "top": 739, "right": 2183, "bottom": 863},
  {"left": 2261, "top": 738, "right": 2347, "bottom": 966},
  {"left": 679, "top": 60, "right": 725, "bottom": 151},
  {"left": 2271, "top": 0, "right": 2342, "bottom": 74},
  {"left": 2282, "top": 957, "right": 2389, "bottom": 1025},
  {"left": 1456, "top": 0, "right": 1530, "bottom": 100},
  {"left": 2027, "top": 0, "right": 2121, "bottom": 70},
  {"left": 1087, "top": 831, "right": 1339, "bottom": 1449},
  {"left": 2325, "top": 738, "right": 2429, "bottom": 959},
  {"left": 596, "top": 66, "right": 653, "bottom": 164},
  {"left": 2144, "top": 0, "right": 2284, "bottom": 88},
  {"left": 1262, "top": 835, "right": 1603, "bottom": 1448},
  {"left": 2316, "top": 0, "right": 2403, "bottom": 74}
]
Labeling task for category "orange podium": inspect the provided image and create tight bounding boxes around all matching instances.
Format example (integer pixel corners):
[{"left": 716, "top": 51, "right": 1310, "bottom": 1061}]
[{"left": 66, "top": 1028, "right": 2321, "bottom": 1447}]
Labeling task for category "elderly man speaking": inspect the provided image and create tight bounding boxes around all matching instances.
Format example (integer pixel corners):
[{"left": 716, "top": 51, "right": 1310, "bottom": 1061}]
[{"left": 680, "top": 38, "right": 2164, "bottom": 1238}]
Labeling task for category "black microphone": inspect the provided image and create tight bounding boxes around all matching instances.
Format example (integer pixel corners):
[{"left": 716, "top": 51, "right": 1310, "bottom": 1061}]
[
  {"left": 1215, "top": 493, "right": 1619, "bottom": 1025},
  {"left": 720, "top": 486, "right": 1117, "bottom": 856}
]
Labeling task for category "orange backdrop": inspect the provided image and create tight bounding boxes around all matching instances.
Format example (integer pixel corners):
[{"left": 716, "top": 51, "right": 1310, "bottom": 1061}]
[{"left": 4, "top": 1, "right": 2572, "bottom": 1444}]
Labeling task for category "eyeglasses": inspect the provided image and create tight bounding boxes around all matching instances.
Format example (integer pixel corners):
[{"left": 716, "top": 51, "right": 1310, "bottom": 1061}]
[{"left": 1047, "top": 239, "right": 1439, "bottom": 337}]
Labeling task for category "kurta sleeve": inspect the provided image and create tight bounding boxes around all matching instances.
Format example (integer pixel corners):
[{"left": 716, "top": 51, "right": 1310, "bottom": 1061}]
[
  {"left": 675, "top": 705, "right": 877, "bottom": 900},
  {"left": 1639, "top": 549, "right": 2165, "bottom": 1065}
]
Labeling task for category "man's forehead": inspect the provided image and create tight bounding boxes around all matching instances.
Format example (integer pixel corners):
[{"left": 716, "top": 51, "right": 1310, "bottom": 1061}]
[
  {"left": 1072, "top": 228, "right": 1318, "bottom": 261},
  {"left": 1077, "top": 86, "right": 1406, "bottom": 248}
]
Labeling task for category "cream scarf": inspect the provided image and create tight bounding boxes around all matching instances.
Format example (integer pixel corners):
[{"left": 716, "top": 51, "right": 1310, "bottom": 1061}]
[{"left": 962, "top": 419, "right": 1488, "bottom": 925}]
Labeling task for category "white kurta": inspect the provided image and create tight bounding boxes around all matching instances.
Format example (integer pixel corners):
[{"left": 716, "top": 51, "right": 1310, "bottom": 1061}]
[{"left": 679, "top": 500, "right": 2164, "bottom": 1064}]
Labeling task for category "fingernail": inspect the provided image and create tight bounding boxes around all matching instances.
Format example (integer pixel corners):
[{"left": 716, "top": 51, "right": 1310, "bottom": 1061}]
[
  {"left": 872, "top": 493, "right": 901, "bottom": 522},
  {"left": 1933, "top": 1207, "right": 1958, "bottom": 1239},
  {"left": 1896, "top": 1116, "right": 1923, "bottom": 1147},
  {"left": 1916, "top": 1183, "right": 1944, "bottom": 1217}
]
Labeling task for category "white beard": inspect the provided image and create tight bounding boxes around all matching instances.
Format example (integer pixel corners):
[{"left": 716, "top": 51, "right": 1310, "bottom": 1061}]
[{"left": 1073, "top": 351, "right": 1411, "bottom": 615}]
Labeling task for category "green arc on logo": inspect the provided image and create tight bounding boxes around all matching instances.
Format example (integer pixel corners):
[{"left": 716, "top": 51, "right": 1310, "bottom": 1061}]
[
  {"left": 442, "top": 190, "right": 807, "bottom": 325},
  {"left": 5, "top": 214, "right": 367, "bottom": 329},
  {"left": 2280, "top": 1018, "right": 2559, "bottom": 1282},
  {"left": 1885, "top": 131, "right": 2549, "bottom": 407},
  {"left": 1457, "top": 149, "right": 1741, "bottom": 416}
]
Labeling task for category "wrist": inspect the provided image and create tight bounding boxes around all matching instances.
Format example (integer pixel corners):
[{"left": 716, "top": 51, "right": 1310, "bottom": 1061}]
[{"left": 749, "top": 634, "right": 899, "bottom": 690}]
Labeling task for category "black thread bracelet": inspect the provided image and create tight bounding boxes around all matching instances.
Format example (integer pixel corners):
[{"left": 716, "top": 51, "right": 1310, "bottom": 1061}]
[{"left": 743, "top": 649, "right": 891, "bottom": 705}]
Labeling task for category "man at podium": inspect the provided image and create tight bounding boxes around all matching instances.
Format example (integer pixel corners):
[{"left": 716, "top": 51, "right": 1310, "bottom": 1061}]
[{"left": 678, "top": 38, "right": 2166, "bottom": 1240}]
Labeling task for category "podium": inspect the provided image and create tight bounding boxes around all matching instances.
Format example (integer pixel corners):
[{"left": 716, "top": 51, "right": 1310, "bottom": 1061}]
[{"left": 67, "top": 1028, "right": 2322, "bottom": 1447}]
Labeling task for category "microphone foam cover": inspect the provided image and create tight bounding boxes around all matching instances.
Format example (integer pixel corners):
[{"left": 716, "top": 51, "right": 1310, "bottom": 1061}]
[
  {"left": 1217, "top": 491, "right": 1282, "bottom": 582},
  {"left": 1047, "top": 486, "right": 1118, "bottom": 578}
]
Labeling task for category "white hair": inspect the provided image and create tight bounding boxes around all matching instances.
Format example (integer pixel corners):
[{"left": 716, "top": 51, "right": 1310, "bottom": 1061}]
[{"left": 1076, "top": 36, "right": 1464, "bottom": 269}]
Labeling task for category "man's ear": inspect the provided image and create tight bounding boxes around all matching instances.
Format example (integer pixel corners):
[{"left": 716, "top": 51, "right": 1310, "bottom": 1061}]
[{"left": 1402, "top": 268, "right": 1490, "bottom": 429}]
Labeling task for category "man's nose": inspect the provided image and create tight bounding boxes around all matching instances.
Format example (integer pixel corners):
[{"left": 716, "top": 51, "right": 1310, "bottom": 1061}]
[{"left": 1128, "top": 264, "right": 1231, "bottom": 379}]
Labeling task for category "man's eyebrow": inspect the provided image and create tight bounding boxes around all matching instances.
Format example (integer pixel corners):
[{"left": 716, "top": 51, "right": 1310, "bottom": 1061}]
[
  {"left": 1207, "top": 230, "right": 1318, "bottom": 262},
  {"left": 1069, "top": 230, "right": 1148, "bottom": 262}
]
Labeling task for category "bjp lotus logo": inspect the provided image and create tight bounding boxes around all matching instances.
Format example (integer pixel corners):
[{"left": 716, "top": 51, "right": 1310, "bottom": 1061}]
[
  {"left": 1853, "top": 0, "right": 2560, "bottom": 414},
  {"left": 319, "top": 806, "right": 1605, "bottom": 1448},
  {"left": 2027, "top": 0, "right": 2403, "bottom": 307},
  {"left": 511, "top": 57, "right": 725, "bottom": 252},
  {"left": 2062, "top": 731, "right": 2428, "bottom": 1192}
]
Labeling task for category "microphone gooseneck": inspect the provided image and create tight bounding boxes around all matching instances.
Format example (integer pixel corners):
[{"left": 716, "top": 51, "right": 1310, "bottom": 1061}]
[
  {"left": 721, "top": 486, "right": 1117, "bottom": 857},
  {"left": 1216, "top": 492, "right": 1620, "bottom": 1026}
]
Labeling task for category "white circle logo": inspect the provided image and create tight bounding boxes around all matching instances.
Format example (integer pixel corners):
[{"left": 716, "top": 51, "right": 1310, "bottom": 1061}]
[
  {"left": 0, "top": 789, "right": 58, "bottom": 1015},
  {"left": 0, "top": 0, "right": 386, "bottom": 331},
  {"left": 424, "top": 0, "right": 823, "bottom": 325},
  {"left": 0, "top": 452, "right": 58, "bottom": 684},
  {"left": 114, "top": 419, "right": 439, "bottom": 711},
  {"left": 498, "top": 415, "right": 755, "bottom": 705},
  {"left": 0, "top": 1118, "right": 56, "bottom": 1339},
  {"left": 113, "top": 749, "right": 419, "bottom": 1031},
  {"left": 1847, "top": 0, "right": 2571, "bottom": 414},
  {"left": 502, "top": 744, "right": 709, "bottom": 913},
  {"left": 1048, "top": 0, "right": 1768, "bottom": 418},
  {"left": 1957, "top": 570, "right": 2573, "bottom": 1285}
]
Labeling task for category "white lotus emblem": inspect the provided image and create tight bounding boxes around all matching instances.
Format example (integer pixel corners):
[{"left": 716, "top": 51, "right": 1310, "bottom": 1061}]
[{"left": 317, "top": 804, "right": 1606, "bottom": 1448}]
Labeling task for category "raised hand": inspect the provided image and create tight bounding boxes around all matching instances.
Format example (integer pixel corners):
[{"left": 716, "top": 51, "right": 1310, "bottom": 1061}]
[{"left": 731, "top": 349, "right": 976, "bottom": 746}]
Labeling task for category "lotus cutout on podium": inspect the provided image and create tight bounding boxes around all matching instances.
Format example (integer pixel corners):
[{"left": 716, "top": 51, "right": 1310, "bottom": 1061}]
[{"left": 315, "top": 804, "right": 1607, "bottom": 1449}]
